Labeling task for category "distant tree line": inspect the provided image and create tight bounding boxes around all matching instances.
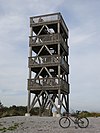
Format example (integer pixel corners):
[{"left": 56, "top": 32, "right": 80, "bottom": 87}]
[
  {"left": 0, "top": 101, "right": 50, "bottom": 117},
  {"left": 0, "top": 105, "right": 42, "bottom": 117},
  {"left": 0, "top": 101, "right": 100, "bottom": 118}
]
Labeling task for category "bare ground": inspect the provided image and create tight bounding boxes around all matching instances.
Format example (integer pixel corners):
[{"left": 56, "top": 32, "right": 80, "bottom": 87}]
[{"left": 0, "top": 116, "right": 100, "bottom": 133}]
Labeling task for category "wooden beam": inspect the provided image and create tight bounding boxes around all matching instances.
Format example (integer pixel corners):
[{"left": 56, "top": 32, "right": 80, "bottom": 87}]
[
  {"left": 37, "top": 45, "right": 44, "bottom": 56},
  {"left": 44, "top": 45, "right": 52, "bottom": 55},
  {"left": 45, "top": 91, "right": 59, "bottom": 113},
  {"left": 29, "top": 91, "right": 43, "bottom": 111},
  {"left": 35, "top": 67, "right": 44, "bottom": 78},
  {"left": 27, "top": 90, "right": 31, "bottom": 113},
  {"left": 44, "top": 67, "right": 52, "bottom": 77},
  {"left": 37, "top": 25, "right": 45, "bottom": 35}
]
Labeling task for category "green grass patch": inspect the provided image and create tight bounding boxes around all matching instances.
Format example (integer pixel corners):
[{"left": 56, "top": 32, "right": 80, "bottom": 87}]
[
  {"left": 0, "top": 127, "right": 7, "bottom": 132},
  {"left": 0, "top": 123, "right": 19, "bottom": 132},
  {"left": 7, "top": 126, "right": 17, "bottom": 131}
]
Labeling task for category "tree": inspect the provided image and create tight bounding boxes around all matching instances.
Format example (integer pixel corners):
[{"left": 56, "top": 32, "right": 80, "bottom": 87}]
[{"left": 0, "top": 101, "right": 3, "bottom": 109}]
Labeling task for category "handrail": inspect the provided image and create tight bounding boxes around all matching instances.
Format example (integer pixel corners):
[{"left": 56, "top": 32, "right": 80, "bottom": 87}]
[
  {"left": 28, "top": 77, "right": 68, "bottom": 87},
  {"left": 30, "top": 13, "right": 60, "bottom": 24},
  {"left": 29, "top": 33, "right": 59, "bottom": 45},
  {"left": 29, "top": 55, "right": 60, "bottom": 66}
]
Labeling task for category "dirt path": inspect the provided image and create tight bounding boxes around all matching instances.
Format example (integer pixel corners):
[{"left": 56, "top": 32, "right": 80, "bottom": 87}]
[{"left": 0, "top": 116, "right": 100, "bottom": 133}]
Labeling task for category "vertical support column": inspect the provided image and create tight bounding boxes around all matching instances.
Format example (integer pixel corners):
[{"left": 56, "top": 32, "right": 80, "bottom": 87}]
[
  {"left": 27, "top": 26, "right": 33, "bottom": 113},
  {"left": 27, "top": 90, "right": 31, "bottom": 113},
  {"left": 67, "top": 94, "right": 69, "bottom": 112},
  {"left": 57, "top": 21, "right": 61, "bottom": 115}
]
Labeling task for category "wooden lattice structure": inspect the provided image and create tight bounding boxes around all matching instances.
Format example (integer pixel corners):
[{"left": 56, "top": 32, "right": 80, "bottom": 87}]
[{"left": 27, "top": 13, "right": 70, "bottom": 115}]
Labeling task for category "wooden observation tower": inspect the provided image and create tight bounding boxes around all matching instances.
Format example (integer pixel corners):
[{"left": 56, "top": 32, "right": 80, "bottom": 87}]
[{"left": 27, "top": 13, "right": 70, "bottom": 115}]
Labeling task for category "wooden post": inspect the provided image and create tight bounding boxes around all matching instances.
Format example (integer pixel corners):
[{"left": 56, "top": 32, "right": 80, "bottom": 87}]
[
  {"left": 27, "top": 90, "right": 31, "bottom": 113},
  {"left": 57, "top": 21, "right": 61, "bottom": 114},
  {"left": 27, "top": 26, "right": 33, "bottom": 113}
]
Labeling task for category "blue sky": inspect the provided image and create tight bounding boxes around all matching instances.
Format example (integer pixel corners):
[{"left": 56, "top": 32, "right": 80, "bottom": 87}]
[{"left": 0, "top": 0, "right": 100, "bottom": 112}]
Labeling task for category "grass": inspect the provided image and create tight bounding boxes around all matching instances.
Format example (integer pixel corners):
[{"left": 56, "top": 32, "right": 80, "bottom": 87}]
[
  {"left": 0, "top": 127, "right": 7, "bottom": 132},
  {"left": 0, "top": 122, "right": 20, "bottom": 132}
]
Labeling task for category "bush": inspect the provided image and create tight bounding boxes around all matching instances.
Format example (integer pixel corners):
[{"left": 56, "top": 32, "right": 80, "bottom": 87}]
[{"left": 80, "top": 111, "right": 100, "bottom": 117}]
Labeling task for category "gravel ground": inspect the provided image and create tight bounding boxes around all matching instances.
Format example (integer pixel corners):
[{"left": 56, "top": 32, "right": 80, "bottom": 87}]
[{"left": 0, "top": 116, "right": 100, "bottom": 133}]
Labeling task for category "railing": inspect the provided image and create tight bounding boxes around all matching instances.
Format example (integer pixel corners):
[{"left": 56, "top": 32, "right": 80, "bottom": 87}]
[
  {"left": 60, "top": 14, "right": 69, "bottom": 35},
  {"left": 28, "top": 77, "right": 69, "bottom": 92},
  {"left": 29, "top": 55, "right": 69, "bottom": 72},
  {"left": 60, "top": 34, "right": 69, "bottom": 54},
  {"left": 30, "top": 13, "right": 60, "bottom": 25},
  {"left": 29, "top": 33, "right": 59, "bottom": 45},
  {"left": 29, "top": 55, "right": 60, "bottom": 67},
  {"left": 28, "top": 77, "right": 59, "bottom": 87},
  {"left": 30, "top": 12, "right": 68, "bottom": 34},
  {"left": 61, "top": 58, "right": 69, "bottom": 73},
  {"left": 29, "top": 33, "right": 69, "bottom": 53}
]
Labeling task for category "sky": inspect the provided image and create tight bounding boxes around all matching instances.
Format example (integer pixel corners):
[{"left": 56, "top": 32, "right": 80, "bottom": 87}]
[{"left": 0, "top": 0, "right": 100, "bottom": 112}]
